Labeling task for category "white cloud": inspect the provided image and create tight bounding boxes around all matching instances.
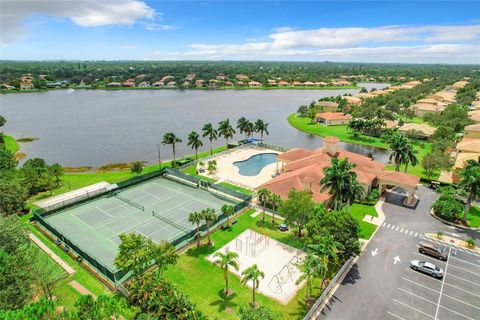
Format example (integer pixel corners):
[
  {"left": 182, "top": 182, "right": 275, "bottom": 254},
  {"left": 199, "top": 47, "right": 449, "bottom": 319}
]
[
  {"left": 0, "top": 0, "right": 155, "bottom": 45},
  {"left": 153, "top": 24, "right": 480, "bottom": 64},
  {"left": 120, "top": 44, "right": 138, "bottom": 50},
  {"left": 143, "top": 22, "right": 177, "bottom": 31}
]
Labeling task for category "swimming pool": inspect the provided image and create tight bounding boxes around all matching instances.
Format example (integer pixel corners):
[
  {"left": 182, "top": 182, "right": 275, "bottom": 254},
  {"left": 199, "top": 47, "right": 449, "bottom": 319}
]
[{"left": 233, "top": 153, "right": 278, "bottom": 176}]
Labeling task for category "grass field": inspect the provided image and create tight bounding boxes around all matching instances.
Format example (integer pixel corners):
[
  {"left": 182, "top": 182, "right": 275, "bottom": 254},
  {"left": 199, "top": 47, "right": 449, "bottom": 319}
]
[
  {"left": 216, "top": 181, "right": 253, "bottom": 195},
  {"left": 3, "top": 135, "right": 20, "bottom": 153},
  {"left": 164, "top": 209, "right": 323, "bottom": 319},
  {"left": 288, "top": 113, "right": 434, "bottom": 180},
  {"left": 467, "top": 205, "right": 480, "bottom": 228},
  {"left": 349, "top": 204, "right": 378, "bottom": 240}
]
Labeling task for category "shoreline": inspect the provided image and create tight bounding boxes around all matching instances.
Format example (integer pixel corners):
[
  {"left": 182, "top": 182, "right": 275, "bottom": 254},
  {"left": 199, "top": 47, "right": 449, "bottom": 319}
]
[{"left": 0, "top": 84, "right": 360, "bottom": 94}]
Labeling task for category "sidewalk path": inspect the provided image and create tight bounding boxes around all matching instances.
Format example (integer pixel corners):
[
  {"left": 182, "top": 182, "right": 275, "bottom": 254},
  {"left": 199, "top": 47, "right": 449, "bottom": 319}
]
[{"left": 29, "top": 233, "right": 76, "bottom": 275}]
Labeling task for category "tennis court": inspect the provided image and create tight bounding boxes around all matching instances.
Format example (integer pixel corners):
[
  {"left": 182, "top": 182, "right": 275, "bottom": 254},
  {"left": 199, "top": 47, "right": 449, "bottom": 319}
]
[{"left": 44, "top": 176, "right": 238, "bottom": 272}]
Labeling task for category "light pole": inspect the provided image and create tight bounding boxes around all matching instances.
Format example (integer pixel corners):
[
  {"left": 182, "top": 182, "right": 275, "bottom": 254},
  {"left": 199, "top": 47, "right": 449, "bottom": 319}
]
[{"left": 156, "top": 144, "right": 162, "bottom": 168}]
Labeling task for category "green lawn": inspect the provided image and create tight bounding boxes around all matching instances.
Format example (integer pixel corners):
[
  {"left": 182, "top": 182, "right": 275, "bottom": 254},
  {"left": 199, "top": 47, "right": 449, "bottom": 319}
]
[
  {"left": 164, "top": 209, "right": 322, "bottom": 319},
  {"left": 20, "top": 214, "right": 111, "bottom": 308},
  {"left": 181, "top": 164, "right": 217, "bottom": 183},
  {"left": 408, "top": 117, "right": 425, "bottom": 124},
  {"left": 467, "top": 205, "right": 480, "bottom": 228},
  {"left": 288, "top": 113, "right": 433, "bottom": 180},
  {"left": 349, "top": 204, "right": 378, "bottom": 240},
  {"left": 3, "top": 134, "right": 20, "bottom": 153}
]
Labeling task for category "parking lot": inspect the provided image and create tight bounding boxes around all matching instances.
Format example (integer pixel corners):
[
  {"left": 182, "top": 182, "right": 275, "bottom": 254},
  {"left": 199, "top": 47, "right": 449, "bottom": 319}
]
[{"left": 387, "top": 249, "right": 480, "bottom": 320}]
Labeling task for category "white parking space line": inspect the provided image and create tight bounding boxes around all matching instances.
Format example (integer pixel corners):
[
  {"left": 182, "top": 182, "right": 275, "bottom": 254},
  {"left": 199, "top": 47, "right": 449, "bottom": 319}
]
[
  {"left": 387, "top": 311, "right": 406, "bottom": 320},
  {"left": 442, "top": 292, "right": 480, "bottom": 310},
  {"left": 448, "top": 264, "right": 480, "bottom": 278},
  {"left": 398, "top": 288, "right": 436, "bottom": 305},
  {"left": 450, "top": 256, "right": 480, "bottom": 268},
  {"left": 415, "top": 232, "right": 418, "bottom": 237},
  {"left": 387, "top": 223, "right": 391, "bottom": 228},
  {"left": 383, "top": 222, "right": 387, "bottom": 227},
  {"left": 402, "top": 277, "right": 440, "bottom": 293},
  {"left": 393, "top": 299, "right": 434, "bottom": 319},
  {"left": 445, "top": 283, "right": 480, "bottom": 298},
  {"left": 396, "top": 226, "right": 400, "bottom": 231},
  {"left": 447, "top": 273, "right": 480, "bottom": 287},
  {"left": 405, "top": 229, "right": 409, "bottom": 234},
  {"left": 400, "top": 228, "right": 404, "bottom": 232},
  {"left": 410, "top": 231, "right": 413, "bottom": 236},
  {"left": 434, "top": 247, "right": 450, "bottom": 320}
]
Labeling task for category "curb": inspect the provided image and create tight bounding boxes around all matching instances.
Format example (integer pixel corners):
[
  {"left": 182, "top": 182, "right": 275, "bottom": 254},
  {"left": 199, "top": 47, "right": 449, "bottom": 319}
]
[{"left": 430, "top": 209, "right": 480, "bottom": 231}]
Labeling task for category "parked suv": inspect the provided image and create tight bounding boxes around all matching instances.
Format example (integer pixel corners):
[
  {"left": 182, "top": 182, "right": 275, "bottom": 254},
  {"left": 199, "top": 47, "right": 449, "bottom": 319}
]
[{"left": 418, "top": 242, "right": 448, "bottom": 261}]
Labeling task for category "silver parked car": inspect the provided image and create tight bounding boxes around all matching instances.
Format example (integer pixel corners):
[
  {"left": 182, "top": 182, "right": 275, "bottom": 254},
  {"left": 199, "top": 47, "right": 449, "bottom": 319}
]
[{"left": 410, "top": 260, "right": 444, "bottom": 278}]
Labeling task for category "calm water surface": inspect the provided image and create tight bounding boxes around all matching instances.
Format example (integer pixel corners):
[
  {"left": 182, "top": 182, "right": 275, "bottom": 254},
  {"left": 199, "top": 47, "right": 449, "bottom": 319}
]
[{"left": 0, "top": 83, "right": 390, "bottom": 167}]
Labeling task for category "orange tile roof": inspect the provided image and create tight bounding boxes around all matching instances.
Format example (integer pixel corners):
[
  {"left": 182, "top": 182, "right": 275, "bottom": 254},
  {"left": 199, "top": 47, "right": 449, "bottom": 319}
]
[
  {"left": 315, "top": 112, "right": 352, "bottom": 121},
  {"left": 378, "top": 171, "right": 420, "bottom": 187}
]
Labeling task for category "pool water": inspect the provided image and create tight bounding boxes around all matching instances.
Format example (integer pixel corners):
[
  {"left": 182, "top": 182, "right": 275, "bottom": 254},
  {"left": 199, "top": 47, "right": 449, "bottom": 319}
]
[{"left": 233, "top": 153, "right": 278, "bottom": 176}]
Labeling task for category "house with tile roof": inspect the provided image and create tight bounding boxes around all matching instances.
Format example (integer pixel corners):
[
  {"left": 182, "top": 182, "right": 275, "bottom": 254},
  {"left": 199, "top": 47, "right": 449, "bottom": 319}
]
[
  {"left": 256, "top": 136, "right": 419, "bottom": 206},
  {"left": 464, "top": 124, "right": 480, "bottom": 139},
  {"left": 399, "top": 123, "right": 437, "bottom": 139},
  {"left": 315, "top": 112, "right": 352, "bottom": 125},
  {"left": 315, "top": 101, "right": 339, "bottom": 112}
]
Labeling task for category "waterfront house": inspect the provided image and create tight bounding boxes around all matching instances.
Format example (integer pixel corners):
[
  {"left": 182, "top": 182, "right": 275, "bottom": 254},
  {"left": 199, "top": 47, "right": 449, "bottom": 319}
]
[
  {"left": 292, "top": 81, "right": 303, "bottom": 87},
  {"left": 315, "top": 101, "right": 339, "bottom": 112},
  {"left": 267, "top": 79, "right": 277, "bottom": 86},
  {"left": 256, "top": 136, "right": 420, "bottom": 205},
  {"left": 248, "top": 81, "right": 262, "bottom": 87},
  {"left": 344, "top": 96, "right": 362, "bottom": 105},
  {"left": 304, "top": 81, "right": 316, "bottom": 87},
  {"left": 183, "top": 81, "right": 190, "bottom": 88},
  {"left": 398, "top": 123, "right": 436, "bottom": 139},
  {"left": 236, "top": 74, "right": 248, "bottom": 81},
  {"left": 138, "top": 81, "right": 150, "bottom": 87},
  {"left": 123, "top": 79, "right": 135, "bottom": 87},
  {"left": 106, "top": 82, "right": 121, "bottom": 87},
  {"left": 225, "top": 81, "right": 234, "bottom": 86},
  {"left": 316, "top": 81, "right": 328, "bottom": 86},
  {"left": 216, "top": 74, "right": 226, "bottom": 80},
  {"left": 166, "top": 81, "right": 177, "bottom": 88},
  {"left": 465, "top": 124, "right": 480, "bottom": 139},
  {"left": 468, "top": 110, "right": 480, "bottom": 123},
  {"left": 195, "top": 79, "right": 205, "bottom": 87},
  {"left": 278, "top": 80, "right": 290, "bottom": 86},
  {"left": 333, "top": 80, "right": 352, "bottom": 86},
  {"left": 185, "top": 73, "right": 196, "bottom": 81},
  {"left": 162, "top": 75, "right": 174, "bottom": 82},
  {"left": 315, "top": 112, "right": 352, "bottom": 125},
  {"left": 152, "top": 81, "right": 164, "bottom": 87}
]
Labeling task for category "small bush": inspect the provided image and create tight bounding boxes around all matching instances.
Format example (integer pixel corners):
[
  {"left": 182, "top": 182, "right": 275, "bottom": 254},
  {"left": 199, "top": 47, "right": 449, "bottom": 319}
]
[
  {"left": 465, "top": 237, "right": 476, "bottom": 248},
  {"left": 366, "top": 189, "right": 380, "bottom": 204}
]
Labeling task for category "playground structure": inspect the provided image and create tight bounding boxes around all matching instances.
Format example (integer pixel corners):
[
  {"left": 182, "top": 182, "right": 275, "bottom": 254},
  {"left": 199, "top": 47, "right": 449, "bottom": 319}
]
[
  {"left": 268, "top": 254, "right": 304, "bottom": 293},
  {"left": 235, "top": 229, "right": 270, "bottom": 257}
]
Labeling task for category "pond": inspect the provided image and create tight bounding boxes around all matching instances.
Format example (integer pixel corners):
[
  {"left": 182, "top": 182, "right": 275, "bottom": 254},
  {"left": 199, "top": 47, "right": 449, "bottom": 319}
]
[{"left": 0, "top": 83, "right": 390, "bottom": 167}]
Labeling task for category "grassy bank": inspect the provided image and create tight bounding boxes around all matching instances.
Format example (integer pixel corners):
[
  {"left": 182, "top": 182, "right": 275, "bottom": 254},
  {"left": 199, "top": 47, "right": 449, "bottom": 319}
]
[
  {"left": 467, "top": 205, "right": 480, "bottom": 228},
  {"left": 287, "top": 113, "right": 433, "bottom": 180},
  {"left": 3, "top": 134, "right": 20, "bottom": 153},
  {"left": 350, "top": 203, "right": 378, "bottom": 240}
]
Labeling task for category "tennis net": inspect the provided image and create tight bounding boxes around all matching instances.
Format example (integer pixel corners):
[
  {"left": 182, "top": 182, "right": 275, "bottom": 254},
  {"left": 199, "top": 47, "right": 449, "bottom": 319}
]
[
  {"left": 152, "top": 210, "right": 189, "bottom": 233},
  {"left": 115, "top": 194, "right": 145, "bottom": 211}
]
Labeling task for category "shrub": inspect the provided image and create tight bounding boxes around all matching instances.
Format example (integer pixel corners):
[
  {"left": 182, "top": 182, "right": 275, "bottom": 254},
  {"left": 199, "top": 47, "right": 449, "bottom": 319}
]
[
  {"left": 432, "top": 196, "right": 463, "bottom": 222},
  {"left": 366, "top": 189, "right": 380, "bottom": 204},
  {"left": 465, "top": 237, "right": 476, "bottom": 248}
]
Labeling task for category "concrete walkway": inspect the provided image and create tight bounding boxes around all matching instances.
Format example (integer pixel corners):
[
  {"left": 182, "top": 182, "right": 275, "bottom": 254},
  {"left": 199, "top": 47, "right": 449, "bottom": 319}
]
[
  {"left": 70, "top": 280, "right": 96, "bottom": 298},
  {"left": 29, "top": 233, "right": 76, "bottom": 275}
]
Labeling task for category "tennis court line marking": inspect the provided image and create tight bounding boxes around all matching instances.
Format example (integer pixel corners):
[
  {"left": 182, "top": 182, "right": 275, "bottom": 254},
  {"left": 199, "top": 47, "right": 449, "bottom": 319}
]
[
  {"left": 96, "top": 206, "right": 115, "bottom": 218},
  {"left": 92, "top": 203, "right": 141, "bottom": 229}
]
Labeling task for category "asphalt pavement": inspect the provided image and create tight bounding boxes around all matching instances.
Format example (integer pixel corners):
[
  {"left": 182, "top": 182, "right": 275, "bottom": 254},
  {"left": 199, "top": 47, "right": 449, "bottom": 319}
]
[{"left": 318, "top": 186, "right": 480, "bottom": 320}]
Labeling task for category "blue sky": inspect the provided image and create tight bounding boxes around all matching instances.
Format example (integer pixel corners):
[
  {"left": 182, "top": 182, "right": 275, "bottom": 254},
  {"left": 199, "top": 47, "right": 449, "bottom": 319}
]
[{"left": 1, "top": 1, "right": 479, "bottom": 63}]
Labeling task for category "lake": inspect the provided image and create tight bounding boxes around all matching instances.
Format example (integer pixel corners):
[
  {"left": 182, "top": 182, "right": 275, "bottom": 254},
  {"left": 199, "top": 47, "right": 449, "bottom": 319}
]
[{"left": 0, "top": 83, "right": 390, "bottom": 167}]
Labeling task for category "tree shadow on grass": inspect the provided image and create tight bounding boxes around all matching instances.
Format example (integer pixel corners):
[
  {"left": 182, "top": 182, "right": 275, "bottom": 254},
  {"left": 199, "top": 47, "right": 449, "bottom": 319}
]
[
  {"left": 186, "top": 244, "right": 216, "bottom": 258},
  {"left": 253, "top": 219, "right": 303, "bottom": 249},
  {"left": 209, "top": 289, "right": 239, "bottom": 313}
]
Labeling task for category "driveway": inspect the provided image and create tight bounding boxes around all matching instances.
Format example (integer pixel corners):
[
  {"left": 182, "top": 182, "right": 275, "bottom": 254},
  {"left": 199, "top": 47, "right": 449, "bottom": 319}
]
[{"left": 318, "top": 186, "right": 480, "bottom": 320}]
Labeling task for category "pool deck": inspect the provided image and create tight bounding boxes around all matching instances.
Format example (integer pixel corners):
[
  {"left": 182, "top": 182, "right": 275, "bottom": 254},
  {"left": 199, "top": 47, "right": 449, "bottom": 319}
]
[{"left": 201, "top": 147, "right": 281, "bottom": 189}]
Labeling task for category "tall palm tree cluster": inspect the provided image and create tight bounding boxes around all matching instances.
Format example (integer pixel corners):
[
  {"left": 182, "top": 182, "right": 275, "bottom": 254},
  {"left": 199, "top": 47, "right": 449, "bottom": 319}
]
[
  {"left": 161, "top": 118, "right": 269, "bottom": 166},
  {"left": 387, "top": 132, "right": 418, "bottom": 172},
  {"left": 188, "top": 208, "right": 219, "bottom": 247},
  {"left": 320, "top": 158, "right": 364, "bottom": 211},
  {"left": 257, "top": 188, "right": 281, "bottom": 226}
]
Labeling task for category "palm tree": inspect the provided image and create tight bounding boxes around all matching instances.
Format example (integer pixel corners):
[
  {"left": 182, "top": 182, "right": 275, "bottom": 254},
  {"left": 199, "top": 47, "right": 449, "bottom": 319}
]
[
  {"left": 162, "top": 132, "right": 182, "bottom": 166},
  {"left": 202, "top": 123, "right": 218, "bottom": 155},
  {"left": 320, "top": 158, "right": 360, "bottom": 211},
  {"left": 221, "top": 204, "right": 234, "bottom": 227},
  {"left": 241, "top": 264, "right": 265, "bottom": 307},
  {"left": 202, "top": 208, "right": 217, "bottom": 246},
  {"left": 295, "top": 254, "right": 318, "bottom": 302},
  {"left": 218, "top": 119, "right": 236, "bottom": 149},
  {"left": 308, "top": 234, "right": 342, "bottom": 289},
  {"left": 187, "top": 131, "right": 203, "bottom": 160},
  {"left": 459, "top": 160, "right": 480, "bottom": 223},
  {"left": 401, "top": 143, "right": 418, "bottom": 173},
  {"left": 257, "top": 188, "right": 270, "bottom": 224},
  {"left": 244, "top": 120, "right": 255, "bottom": 140},
  {"left": 237, "top": 117, "right": 249, "bottom": 141},
  {"left": 213, "top": 251, "right": 240, "bottom": 296},
  {"left": 388, "top": 133, "right": 408, "bottom": 172},
  {"left": 269, "top": 193, "right": 281, "bottom": 226},
  {"left": 255, "top": 119, "right": 269, "bottom": 141},
  {"left": 188, "top": 211, "right": 203, "bottom": 247}
]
